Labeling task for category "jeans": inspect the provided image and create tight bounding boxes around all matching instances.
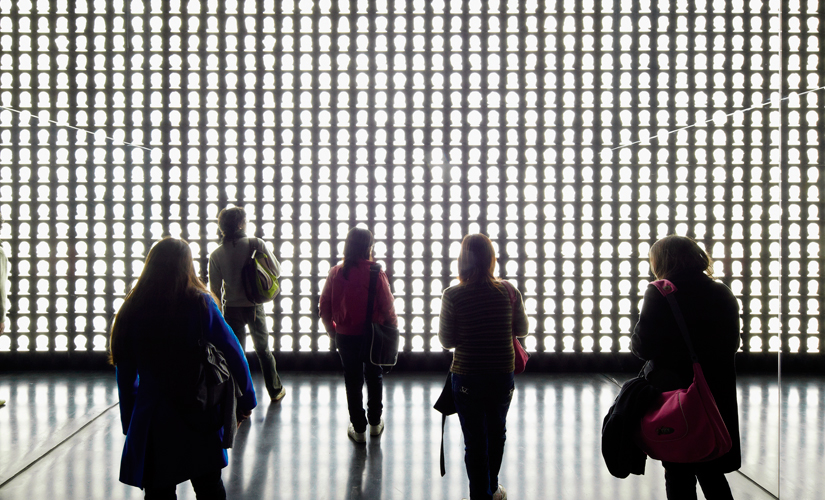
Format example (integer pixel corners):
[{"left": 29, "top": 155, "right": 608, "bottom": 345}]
[
  {"left": 664, "top": 469, "right": 734, "bottom": 500},
  {"left": 336, "top": 333, "right": 383, "bottom": 433},
  {"left": 452, "top": 372, "right": 514, "bottom": 500},
  {"left": 143, "top": 470, "right": 225, "bottom": 499},
  {"left": 224, "top": 305, "right": 282, "bottom": 399}
]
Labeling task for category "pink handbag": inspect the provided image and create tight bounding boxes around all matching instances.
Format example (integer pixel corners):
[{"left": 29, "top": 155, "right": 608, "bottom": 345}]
[
  {"left": 501, "top": 281, "right": 529, "bottom": 374},
  {"left": 636, "top": 280, "right": 733, "bottom": 463}
]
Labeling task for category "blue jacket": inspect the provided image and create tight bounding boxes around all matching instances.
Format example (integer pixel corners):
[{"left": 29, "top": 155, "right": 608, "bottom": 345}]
[{"left": 116, "top": 294, "right": 257, "bottom": 488}]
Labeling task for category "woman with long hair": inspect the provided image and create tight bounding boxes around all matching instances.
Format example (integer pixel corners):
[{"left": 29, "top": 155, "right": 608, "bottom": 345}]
[
  {"left": 111, "top": 237, "right": 257, "bottom": 499},
  {"left": 438, "top": 234, "right": 529, "bottom": 500},
  {"left": 319, "top": 227, "right": 397, "bottom": 443},
  {"left": 632, "top": 235, "right": 741, "bottom": 500}
]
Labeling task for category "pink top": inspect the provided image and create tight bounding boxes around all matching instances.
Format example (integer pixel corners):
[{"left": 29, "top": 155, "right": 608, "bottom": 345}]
[{"left": 318, "top": 260, "right": 398, "bottom": 335}]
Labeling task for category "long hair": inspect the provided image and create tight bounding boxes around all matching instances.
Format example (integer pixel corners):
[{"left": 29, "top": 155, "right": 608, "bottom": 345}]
[
  {"left": 457, "top": 234, "right": 500, "bottom": 287},
  {"left": 649, "top": 235, "right": 714, "bottom": 280},
  {"left": 109, "top": 237, "right": 216, "bottom": 365},
  {"left": 342, "top": 227, "right": 374, "bottom": 279},
  {"left": 217, "top": 206, "right": 247, "bottom": 245}
]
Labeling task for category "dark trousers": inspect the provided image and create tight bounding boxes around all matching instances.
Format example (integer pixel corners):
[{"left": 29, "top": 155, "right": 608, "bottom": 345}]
[
  {"left": 224, "top": 305, "right": 282, "bottom": 399},
  {"left": 664, "top": 469, "right": 734, "bottom": 500},
  {"left": 143, "top": 470, "right": 225, "bottom": 500},
  {"left": 452, "top": 372, "right": 514, "bottom": 500},
  {"left": 336, "top": 333, "right": 383, "bottom": 433}
]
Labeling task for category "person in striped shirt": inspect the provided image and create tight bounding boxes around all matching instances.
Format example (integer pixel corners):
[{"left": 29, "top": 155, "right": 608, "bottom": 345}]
[{"left": 438, "top": 234, "right": 529, "bottom": 500}]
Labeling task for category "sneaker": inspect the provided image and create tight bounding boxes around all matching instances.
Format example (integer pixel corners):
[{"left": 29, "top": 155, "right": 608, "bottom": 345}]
[
  {"left": 0, "top": 400, "right": 5, "bottom": 408},
  {"left": 347, "top": 424, "right": 367, "bottom": 443},
  {"left": 369, "top": 418, "right": 385, "bottom": 436},
  {"left": 493, "top": 485, "right": 507, "bottom": 500},
  {"left": 271, "top": 387, "right": 286, "bottom": 402}
]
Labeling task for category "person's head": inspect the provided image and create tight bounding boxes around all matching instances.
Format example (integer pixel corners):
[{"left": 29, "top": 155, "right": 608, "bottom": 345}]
[
  {"left": 137, "top": 237, "right": 201, "bottom": 296},
  {"left": 342, "top": 227, "right": 374, "bottom": 278},
  {"left": 457, "top": 234, "right": 498, "bottom": 286},
  {"left": 217, "top": 206, "right": 247, "bottom": 244},
  {"left": 649, "top": 235, "right": 714, "bottom": 280},
  {"left": 110, "top": 237, "right": 213, "bottom": 364}
]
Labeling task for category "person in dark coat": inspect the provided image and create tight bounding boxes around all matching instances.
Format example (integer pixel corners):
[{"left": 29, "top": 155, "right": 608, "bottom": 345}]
[
  {"left": 631, "top": 235, "right": 741, "bottom": 500},
  {"left": 110, "top": 237, "right": 257, "bottom": 499}
]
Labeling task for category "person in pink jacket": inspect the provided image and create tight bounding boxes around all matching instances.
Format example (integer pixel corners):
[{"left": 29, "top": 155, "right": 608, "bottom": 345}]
[{"left": 319, "top": 227, "right": 397, "bottom": 443}]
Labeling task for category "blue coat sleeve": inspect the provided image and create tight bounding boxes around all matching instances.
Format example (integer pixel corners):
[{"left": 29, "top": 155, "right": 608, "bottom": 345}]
[
  {"left": 202, "top": 296, "right": 258, "bottom": 412},
  {"left": 115, "top": 362, "right": 139, "bottom": 435}
]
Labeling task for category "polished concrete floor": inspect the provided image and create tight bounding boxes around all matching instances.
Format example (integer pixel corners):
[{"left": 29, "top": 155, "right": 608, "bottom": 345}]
[{"left": 0, "top": 371, "right": 812, "bottom": 499}]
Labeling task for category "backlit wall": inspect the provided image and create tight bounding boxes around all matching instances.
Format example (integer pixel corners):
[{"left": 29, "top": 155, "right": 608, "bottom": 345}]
[{"left": 0, "top": 0, "right": 821, "bottom": 358}]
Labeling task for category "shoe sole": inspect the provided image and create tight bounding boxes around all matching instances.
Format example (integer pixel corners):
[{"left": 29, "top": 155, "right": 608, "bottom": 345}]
[
  {"left": 348, "top": 433, "right": 367, "bottom": 443},
  {"left": 271, "top": 388, "right": 286, "bottom": 402}
]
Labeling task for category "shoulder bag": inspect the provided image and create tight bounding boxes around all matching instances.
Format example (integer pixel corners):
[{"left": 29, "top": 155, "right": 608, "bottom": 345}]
[
  {"left": 635, "top": 279, "right": 733, "bottom": 463},
  {"left": 433, "top": 372, "right": 457, "bottom": 477},
  {"left": 364, "top": 263, "right": 400, "bottom": 366},
  {"left": 192, "top": 304, "right": 242, "bottom": 448}
]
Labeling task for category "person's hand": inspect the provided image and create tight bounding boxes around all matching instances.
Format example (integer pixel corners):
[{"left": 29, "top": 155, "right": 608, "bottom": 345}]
[{"left": 237, "top": 409, "right": 252, "bottom": 428}]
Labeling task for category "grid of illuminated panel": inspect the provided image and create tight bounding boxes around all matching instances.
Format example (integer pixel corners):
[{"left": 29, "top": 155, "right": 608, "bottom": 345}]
[{"left": 0, "top": 0, "right": 821, "bottom": 357}]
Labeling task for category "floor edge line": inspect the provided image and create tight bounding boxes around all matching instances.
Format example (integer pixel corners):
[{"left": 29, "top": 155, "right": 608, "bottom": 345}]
[{"left": 0, "top": 402, "right": 120, "bottom": 490}]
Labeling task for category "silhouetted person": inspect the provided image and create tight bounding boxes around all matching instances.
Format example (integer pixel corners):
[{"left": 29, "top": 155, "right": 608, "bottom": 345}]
[
  {"left": 632, "top": 235, "right": 741, "bottom": 500},
  {"left": 0, "top": 216, "right": 6, "bottom": 332},
  {"left": 438, "top": 234, "right": 529, "bottom": 500},
  {"left": 111, "top": 237, "right": 257, "bottom": 499},
  {"left": 209, "top": 207, "right": 285, "bottom": 402},
  {"left": 0, "top": 216, "right": 7, "bottom": 408},
  {"left": 319, "top": 227, "right": 397, "bottom": 443}
]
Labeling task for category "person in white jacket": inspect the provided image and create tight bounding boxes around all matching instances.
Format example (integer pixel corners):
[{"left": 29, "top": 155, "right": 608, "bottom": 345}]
[
  {"left": 208, "top": 207, "right": 285, "bottom": 402},
  {"left": 0, "top": 216, "right": 8, "bottom": 408}
]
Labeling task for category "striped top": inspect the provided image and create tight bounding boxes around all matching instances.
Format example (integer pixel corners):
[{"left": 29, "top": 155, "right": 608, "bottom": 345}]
[{"left": 438, "top": 281, "right": 529, "bottom": 375}]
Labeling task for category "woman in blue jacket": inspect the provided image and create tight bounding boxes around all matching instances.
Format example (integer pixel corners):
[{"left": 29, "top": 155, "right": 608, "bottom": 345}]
[{"left": 110, "top": 237, "right": 257, "bottom": 499}]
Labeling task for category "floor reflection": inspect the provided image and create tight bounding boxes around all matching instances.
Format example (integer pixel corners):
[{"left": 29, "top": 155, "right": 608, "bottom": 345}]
[
  {"left": 0, "top": 372, "right": 797, "bottom": 499},
  {"left": 780, "top": 376, "right": 825, "bottom": 499}
]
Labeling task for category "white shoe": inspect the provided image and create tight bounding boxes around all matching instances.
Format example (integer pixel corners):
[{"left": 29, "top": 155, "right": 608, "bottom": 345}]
[
  {"left": 347, "top": 423, "right": 366, "bottom": 443},
  {"left": 369, "top": 418, "right": 385, "bottom": 436},
  {"left": 493, "top": 484, "right": 507, "bottom": 500}
]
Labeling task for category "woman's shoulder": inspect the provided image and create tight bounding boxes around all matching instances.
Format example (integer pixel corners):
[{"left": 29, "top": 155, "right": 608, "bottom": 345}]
[
  {"left": 442, "top": 282, "right": 502, "bottom": 298},
  {"left": 671, "top": 275, "right": 738, "bottom": 308},
  {"left": 197, "top": 292, "right": 220, "bottom": 313},
  {"left": 705, "top": 278, "right": 739, "bottom": 305}
]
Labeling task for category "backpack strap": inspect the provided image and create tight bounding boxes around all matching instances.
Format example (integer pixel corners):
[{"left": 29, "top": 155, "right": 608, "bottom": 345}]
[
  {"left": 364, "top": 264, "right": 380, "bottom": 333},
  {"left": 248, "top": 237, "right": 261, "bottom": 259}
]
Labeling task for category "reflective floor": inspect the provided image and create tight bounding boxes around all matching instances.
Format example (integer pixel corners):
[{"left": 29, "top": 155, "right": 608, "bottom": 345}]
[{"left": 0, "top": 371, "right": 809, "bottom": 500}]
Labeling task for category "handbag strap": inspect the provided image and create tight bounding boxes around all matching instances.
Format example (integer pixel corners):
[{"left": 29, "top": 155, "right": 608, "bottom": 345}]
[
  {"left": 440, "top": 413, "right": 448, "bottom": 476},
  {"left": 364, "top": 263, "right": 380, "bottom": 334},
  {"left": 663, "top": 293, "right": 700, "bottom": 363},
  {"left": 500, "top": 280, "right": 518, "bottom": 338}
]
